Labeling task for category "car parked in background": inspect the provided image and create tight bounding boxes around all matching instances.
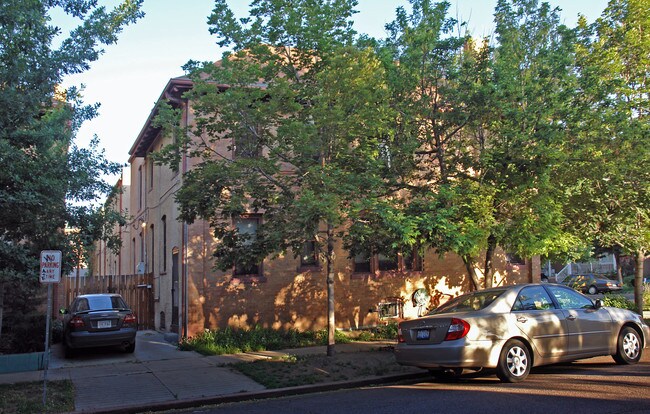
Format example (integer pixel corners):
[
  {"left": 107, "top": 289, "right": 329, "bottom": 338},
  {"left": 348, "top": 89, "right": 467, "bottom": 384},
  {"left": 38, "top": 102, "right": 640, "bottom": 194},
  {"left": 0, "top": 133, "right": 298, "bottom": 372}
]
[
  {"left": 61, "top": 293, "right": 138, "bottom": 358},
  {"left": 394, "top": 283, "right": 649, "bottom": 383},
  {"left": 561, "top": 274, "right": 622, "bottom": 295}
]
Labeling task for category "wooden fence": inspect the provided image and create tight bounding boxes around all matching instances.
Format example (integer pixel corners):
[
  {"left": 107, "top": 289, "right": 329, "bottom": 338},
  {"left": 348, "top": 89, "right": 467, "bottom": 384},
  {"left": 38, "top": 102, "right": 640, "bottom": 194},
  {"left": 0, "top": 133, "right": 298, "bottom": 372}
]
[{"left": 66, "top": 273, "right": 154, "bottom": 330}]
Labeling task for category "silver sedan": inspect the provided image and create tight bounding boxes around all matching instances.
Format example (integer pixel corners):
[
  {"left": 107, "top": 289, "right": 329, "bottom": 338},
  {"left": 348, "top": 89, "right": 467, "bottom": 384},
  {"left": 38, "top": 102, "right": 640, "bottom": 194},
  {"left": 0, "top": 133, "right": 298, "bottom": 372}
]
[{"left": 394, "top": 283, "right": 649, "bottom": 382}]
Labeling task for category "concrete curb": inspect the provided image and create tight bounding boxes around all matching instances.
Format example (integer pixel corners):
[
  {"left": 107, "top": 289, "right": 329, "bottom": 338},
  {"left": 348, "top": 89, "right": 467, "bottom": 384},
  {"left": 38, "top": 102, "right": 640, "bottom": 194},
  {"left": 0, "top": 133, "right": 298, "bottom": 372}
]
[{"left": 66, "top": 371, "right": 429, "bottom": 414}]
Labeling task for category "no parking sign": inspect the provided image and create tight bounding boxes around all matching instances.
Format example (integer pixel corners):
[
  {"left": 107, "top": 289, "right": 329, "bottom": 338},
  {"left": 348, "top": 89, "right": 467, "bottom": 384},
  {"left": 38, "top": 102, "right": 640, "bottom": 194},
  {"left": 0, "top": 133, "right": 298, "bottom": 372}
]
[{"left": 39, "top": 250, "right": 61, "bottom": 283}]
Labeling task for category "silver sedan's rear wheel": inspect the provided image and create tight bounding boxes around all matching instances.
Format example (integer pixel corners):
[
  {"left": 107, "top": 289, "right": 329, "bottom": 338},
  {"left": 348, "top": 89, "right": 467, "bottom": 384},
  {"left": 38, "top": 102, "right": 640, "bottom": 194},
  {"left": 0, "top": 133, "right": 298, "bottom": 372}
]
[
  {"left": 497, "top": 339, "right": 531, "bottom": 383},
  {"left": 613, "top": 327, "right": 642, "bottom": 365}
]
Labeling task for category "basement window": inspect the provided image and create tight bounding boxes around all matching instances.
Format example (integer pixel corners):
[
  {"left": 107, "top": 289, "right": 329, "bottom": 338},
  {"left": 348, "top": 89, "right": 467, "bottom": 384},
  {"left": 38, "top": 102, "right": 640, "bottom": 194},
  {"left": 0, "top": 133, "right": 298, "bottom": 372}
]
[{"left": 377, "top": 297, "right": 404, "bottom": 319}]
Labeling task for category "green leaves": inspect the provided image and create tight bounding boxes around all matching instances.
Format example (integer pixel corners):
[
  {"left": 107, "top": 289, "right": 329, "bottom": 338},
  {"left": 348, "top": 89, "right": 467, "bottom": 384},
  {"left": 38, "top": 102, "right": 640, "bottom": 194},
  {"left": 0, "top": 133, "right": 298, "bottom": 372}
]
[
  {"left": 157, "top": 0, "right": 649, "bottom": 298},
  {"left": 567, "top": 0, "right": 650, "bottom": 255},
  {"left": 162, "top": 0, "right": 401, "bottom": 275},
  {"left": 0, "top": 0, "right": 143, "bottom": 337}
]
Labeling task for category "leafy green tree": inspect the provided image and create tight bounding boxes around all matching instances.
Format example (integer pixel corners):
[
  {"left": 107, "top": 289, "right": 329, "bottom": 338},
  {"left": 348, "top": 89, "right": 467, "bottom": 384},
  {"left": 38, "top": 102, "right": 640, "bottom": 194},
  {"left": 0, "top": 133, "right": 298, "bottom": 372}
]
[
  {"left": 466, "top": 0, "right": 581, "bottom": 288},
  {"left": 156, "top": 0, "right": 403, "bottom": 355},
  {"left": 0, "top": 0, "right": 142, "bottom": 349},
  {"left": 378, "top": 0, "right": 496, "bottom": 290},
  {"left": 567, "top": 0, "right": 649, "bottom": 313},
  {"left": 378, "top": 0, "right": 578, "bottom": 290}
]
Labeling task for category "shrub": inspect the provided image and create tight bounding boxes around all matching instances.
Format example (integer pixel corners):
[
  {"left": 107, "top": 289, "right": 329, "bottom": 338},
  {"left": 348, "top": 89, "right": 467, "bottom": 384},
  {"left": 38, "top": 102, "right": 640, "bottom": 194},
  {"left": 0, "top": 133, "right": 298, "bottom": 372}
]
[
  {"left": 0, "top": 313, "right": 46, "bottom": 354},
  {"left": 179, "top": 324, "right": 400, "bottom": 356},
  {"left": 51, "top": 318, "right": 63, "bottom": 344},
  {"left": 179, "top": 326, "right": 324, "bottom": 355},
  {"left": 602, "top": 294, "right": 636, "bottom": 311},
  {"left": 355, "top": 331, "right": 373, "bottom": 341},
  {"left": 373, "top": 323, "right": 398, "bottom": 340}
]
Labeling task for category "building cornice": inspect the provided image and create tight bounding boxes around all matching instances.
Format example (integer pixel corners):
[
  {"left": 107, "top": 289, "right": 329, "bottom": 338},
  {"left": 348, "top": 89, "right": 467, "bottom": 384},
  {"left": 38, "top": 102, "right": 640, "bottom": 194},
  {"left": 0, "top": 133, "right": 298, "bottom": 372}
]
[{"left": 128, "top": 76, "right": 194, "bottom": 160}]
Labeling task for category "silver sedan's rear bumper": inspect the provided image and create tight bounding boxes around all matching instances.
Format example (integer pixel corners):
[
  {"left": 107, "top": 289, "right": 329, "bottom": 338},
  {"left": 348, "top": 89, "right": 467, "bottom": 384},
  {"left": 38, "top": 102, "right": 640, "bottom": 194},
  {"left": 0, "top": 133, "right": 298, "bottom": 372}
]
[{"left": 394, "top": 338, "right": 506, "bottom": 369}]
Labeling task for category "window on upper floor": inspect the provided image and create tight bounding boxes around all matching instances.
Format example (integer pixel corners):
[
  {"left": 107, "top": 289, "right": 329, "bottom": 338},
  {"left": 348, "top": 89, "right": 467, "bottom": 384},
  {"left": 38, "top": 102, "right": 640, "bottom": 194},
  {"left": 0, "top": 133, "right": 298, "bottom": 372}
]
[
  {"left": 138, "top": 166, "right": 143, "bottom": 211},
  {"left": 234, "top": 125, "right": 263, "bottom": 159},
  {"left": 233, "top": 216, "right": 261, "bottom": 276},
  {"left": 161, "top": 215, "right": 167, "bottom": 272},
  {"left": 148, "top": 154, "right": 154, "bottom": 189}
]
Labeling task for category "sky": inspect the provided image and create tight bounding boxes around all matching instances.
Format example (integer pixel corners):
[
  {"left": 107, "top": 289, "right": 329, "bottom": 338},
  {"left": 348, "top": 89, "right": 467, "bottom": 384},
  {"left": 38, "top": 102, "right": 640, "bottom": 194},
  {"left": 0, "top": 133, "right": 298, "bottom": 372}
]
[{"left": 54, "top": 0, "right": 610, "bottom": 172}]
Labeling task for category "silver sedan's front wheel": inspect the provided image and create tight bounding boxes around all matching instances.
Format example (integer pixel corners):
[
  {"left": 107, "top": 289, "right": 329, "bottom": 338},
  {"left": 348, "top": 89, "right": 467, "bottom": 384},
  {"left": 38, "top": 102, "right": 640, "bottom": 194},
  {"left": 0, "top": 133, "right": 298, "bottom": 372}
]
[
  {"left": 497, "top": 339, "right": 531, "bottom": 383},
  {"left": 613, "top": 327, "right": 642, "bottom": 365}
]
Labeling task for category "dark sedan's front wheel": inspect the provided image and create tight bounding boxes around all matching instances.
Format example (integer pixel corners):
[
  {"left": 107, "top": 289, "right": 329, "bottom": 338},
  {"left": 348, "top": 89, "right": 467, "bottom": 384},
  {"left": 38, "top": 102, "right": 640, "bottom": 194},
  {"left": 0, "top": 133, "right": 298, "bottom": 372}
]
[
  {"left": 497, "top": 339, "right": 531, "bottom": 383},
  {"left": 613, "top": 327, "right": 642, "bottom": 365}
]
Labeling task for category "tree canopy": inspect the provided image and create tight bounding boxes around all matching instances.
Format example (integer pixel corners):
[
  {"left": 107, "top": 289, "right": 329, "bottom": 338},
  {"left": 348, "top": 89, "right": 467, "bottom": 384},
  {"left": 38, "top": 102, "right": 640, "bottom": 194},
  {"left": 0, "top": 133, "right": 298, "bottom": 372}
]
[
  {"left": 157, "top": 0, "right": 406, "bottom": 356},
  {"left": 156, "top": 0, "right": 650, "bottom": 349},
  {"left": 565, "top": 0, "right": 649, "bottom": 312},
  {"left": 0, "top": 0, "right": 142, "bottom": 351}
]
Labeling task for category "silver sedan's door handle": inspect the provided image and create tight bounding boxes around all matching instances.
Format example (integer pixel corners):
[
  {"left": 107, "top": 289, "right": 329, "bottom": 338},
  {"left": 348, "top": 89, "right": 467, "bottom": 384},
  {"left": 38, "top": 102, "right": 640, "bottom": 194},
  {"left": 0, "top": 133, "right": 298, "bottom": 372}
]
[
  {"left": 516, "top": 316, "right": 527, "bottom": 323},
  {"left": 566, "top": 315, "right": 576, "bottom": 321}
]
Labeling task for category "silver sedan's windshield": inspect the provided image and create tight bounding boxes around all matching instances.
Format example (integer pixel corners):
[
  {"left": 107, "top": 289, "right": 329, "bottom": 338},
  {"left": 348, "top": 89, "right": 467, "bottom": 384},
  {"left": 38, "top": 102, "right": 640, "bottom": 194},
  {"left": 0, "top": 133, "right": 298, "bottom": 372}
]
[{"left": 429, "top": 289, "right": 508, "bottom": 315}]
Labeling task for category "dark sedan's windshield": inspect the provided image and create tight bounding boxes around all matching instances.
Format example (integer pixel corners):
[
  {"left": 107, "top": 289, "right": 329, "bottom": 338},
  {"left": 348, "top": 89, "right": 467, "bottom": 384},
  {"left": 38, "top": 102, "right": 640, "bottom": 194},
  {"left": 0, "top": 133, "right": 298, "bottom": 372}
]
[{"left": 429, "top": 289, "right": 507, "bottom": 315}]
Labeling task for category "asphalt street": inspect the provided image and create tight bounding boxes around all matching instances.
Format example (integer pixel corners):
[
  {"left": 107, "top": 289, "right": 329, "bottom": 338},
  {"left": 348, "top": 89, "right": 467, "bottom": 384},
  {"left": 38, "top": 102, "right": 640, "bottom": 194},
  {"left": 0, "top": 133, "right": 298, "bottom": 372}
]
[{"left": 169, "top": 353, "right": 650, "bottom": 414}]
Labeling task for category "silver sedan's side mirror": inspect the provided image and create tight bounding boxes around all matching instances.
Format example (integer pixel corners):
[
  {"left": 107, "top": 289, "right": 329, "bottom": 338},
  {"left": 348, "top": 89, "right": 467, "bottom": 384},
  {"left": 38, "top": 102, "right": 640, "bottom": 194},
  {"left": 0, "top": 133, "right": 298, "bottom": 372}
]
[{"left": 594, "top": 299, "right": 604, "bottom": 309}]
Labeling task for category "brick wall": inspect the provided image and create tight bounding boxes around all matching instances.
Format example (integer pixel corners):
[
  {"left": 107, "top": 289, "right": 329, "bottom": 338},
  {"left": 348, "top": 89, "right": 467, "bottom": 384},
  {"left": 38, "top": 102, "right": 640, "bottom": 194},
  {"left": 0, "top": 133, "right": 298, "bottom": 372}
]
[{"left": 184, "top": 230, "right": 533, "bottom": 337}]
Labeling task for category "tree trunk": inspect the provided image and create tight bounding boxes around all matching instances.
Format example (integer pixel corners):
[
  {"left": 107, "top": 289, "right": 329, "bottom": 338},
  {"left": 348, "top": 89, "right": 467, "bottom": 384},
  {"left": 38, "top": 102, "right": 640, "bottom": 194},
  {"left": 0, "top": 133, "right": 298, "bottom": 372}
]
[
  {"left": 634, "top": 250, "right": 645, "bottom": 315},
  {"left": 614, "top": 250, "right": 623, "bottom": 284},
  {"left": 326, "top": 222, "right": 335, "bottom": 357},
  {"left": 0, "top": 282, "right": 4, "bottom": 341},
  {"left": 462, "top": 256, "right": 480, "bottom": 291},
  {"left": 483, "top": 235, "right": 496, "bottom": 289}
]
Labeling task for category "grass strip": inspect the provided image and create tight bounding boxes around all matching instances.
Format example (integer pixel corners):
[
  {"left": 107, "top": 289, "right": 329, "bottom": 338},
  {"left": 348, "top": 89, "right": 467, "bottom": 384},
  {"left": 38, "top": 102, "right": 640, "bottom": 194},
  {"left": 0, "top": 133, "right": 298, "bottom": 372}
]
[{"left": 0, "top": 380, "right": 74, "bottom": 414}]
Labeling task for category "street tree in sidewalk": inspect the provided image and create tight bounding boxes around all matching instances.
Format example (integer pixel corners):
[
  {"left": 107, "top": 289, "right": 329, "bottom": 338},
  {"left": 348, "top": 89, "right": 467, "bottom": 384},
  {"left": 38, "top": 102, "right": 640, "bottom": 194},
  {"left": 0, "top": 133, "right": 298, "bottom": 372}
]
[
  {"left": 156, "top": 0, "right": 401, "bottom": 356},
  {"left": 565, "top": 0, "right": 649, "bottom": 314},
  {"left": 376, "top": 0, "right": 497, "bottom": 291},
  {"left": 464, "top": 0, "right": 581, "bottom": 288},
  {"left": 377, "top": 0, "right": 578, "bottom": 290},
  {"left": 0, "top": 0, "right": 142, "bottom": 350}
]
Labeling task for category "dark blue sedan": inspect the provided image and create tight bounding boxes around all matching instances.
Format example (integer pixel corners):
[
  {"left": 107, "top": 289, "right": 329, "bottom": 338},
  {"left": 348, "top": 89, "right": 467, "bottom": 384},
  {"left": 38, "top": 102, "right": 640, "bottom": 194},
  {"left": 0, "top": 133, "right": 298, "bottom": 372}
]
[{"left": 61, "top": 293, "right": 138, "bottom": 358}]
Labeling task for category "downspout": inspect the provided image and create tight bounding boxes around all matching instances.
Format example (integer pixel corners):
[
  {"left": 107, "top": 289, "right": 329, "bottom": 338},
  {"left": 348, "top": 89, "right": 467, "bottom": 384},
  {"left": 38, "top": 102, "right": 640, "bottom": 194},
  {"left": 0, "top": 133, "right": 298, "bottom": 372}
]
[
  {"left": 118, "top": 178, "right": 123, "bottom": 276},
  {"left": 181, "top": 98, "right": 189, "bottom": 339}
]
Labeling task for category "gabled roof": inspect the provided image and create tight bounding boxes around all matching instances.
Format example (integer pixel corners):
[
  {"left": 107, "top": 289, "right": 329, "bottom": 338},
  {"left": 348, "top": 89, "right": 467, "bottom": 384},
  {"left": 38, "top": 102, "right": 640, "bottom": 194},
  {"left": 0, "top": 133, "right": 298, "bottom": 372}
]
[{"left": 128, "top": 76, "right": 193, "bottom": 160}]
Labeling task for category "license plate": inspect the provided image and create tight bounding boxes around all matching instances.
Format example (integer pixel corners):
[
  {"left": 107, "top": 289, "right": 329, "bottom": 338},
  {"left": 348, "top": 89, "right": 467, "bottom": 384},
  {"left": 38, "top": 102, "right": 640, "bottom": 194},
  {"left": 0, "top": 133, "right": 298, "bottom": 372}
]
[
  {"left": 416, "top": 329, "right": 430, "bottom": 340},
  {"left": 97, "top": 320, "right": 112, "bottom": 329}
]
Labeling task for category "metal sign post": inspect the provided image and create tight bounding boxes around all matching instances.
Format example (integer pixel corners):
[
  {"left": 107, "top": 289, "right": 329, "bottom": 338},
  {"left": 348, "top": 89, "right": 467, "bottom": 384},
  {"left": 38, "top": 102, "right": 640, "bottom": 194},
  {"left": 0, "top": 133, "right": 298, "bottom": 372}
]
[{"left": 39, "top": 250, "right": 61, "bottom": 409}]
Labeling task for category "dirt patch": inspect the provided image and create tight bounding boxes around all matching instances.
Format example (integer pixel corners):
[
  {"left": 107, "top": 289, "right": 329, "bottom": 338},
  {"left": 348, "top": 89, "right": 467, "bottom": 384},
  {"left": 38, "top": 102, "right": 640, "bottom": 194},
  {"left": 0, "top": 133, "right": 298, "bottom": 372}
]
[{"left": 232, "top": 348, "right": 423, "bottom": 388}]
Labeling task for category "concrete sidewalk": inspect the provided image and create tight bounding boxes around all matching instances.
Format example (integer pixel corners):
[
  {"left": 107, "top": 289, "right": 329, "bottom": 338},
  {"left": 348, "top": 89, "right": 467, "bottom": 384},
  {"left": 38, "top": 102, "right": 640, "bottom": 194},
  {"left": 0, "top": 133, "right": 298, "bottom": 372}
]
[{"left": 0, "top": 331, "right": 424, "bottom": 413}]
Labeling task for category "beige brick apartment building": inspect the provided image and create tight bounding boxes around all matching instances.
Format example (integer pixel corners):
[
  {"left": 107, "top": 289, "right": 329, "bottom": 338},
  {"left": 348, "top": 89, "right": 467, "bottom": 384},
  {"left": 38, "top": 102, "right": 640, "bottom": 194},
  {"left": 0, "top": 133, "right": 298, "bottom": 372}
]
[{"left": 92, "top": 75, "right": 541, "bottom": 339}]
